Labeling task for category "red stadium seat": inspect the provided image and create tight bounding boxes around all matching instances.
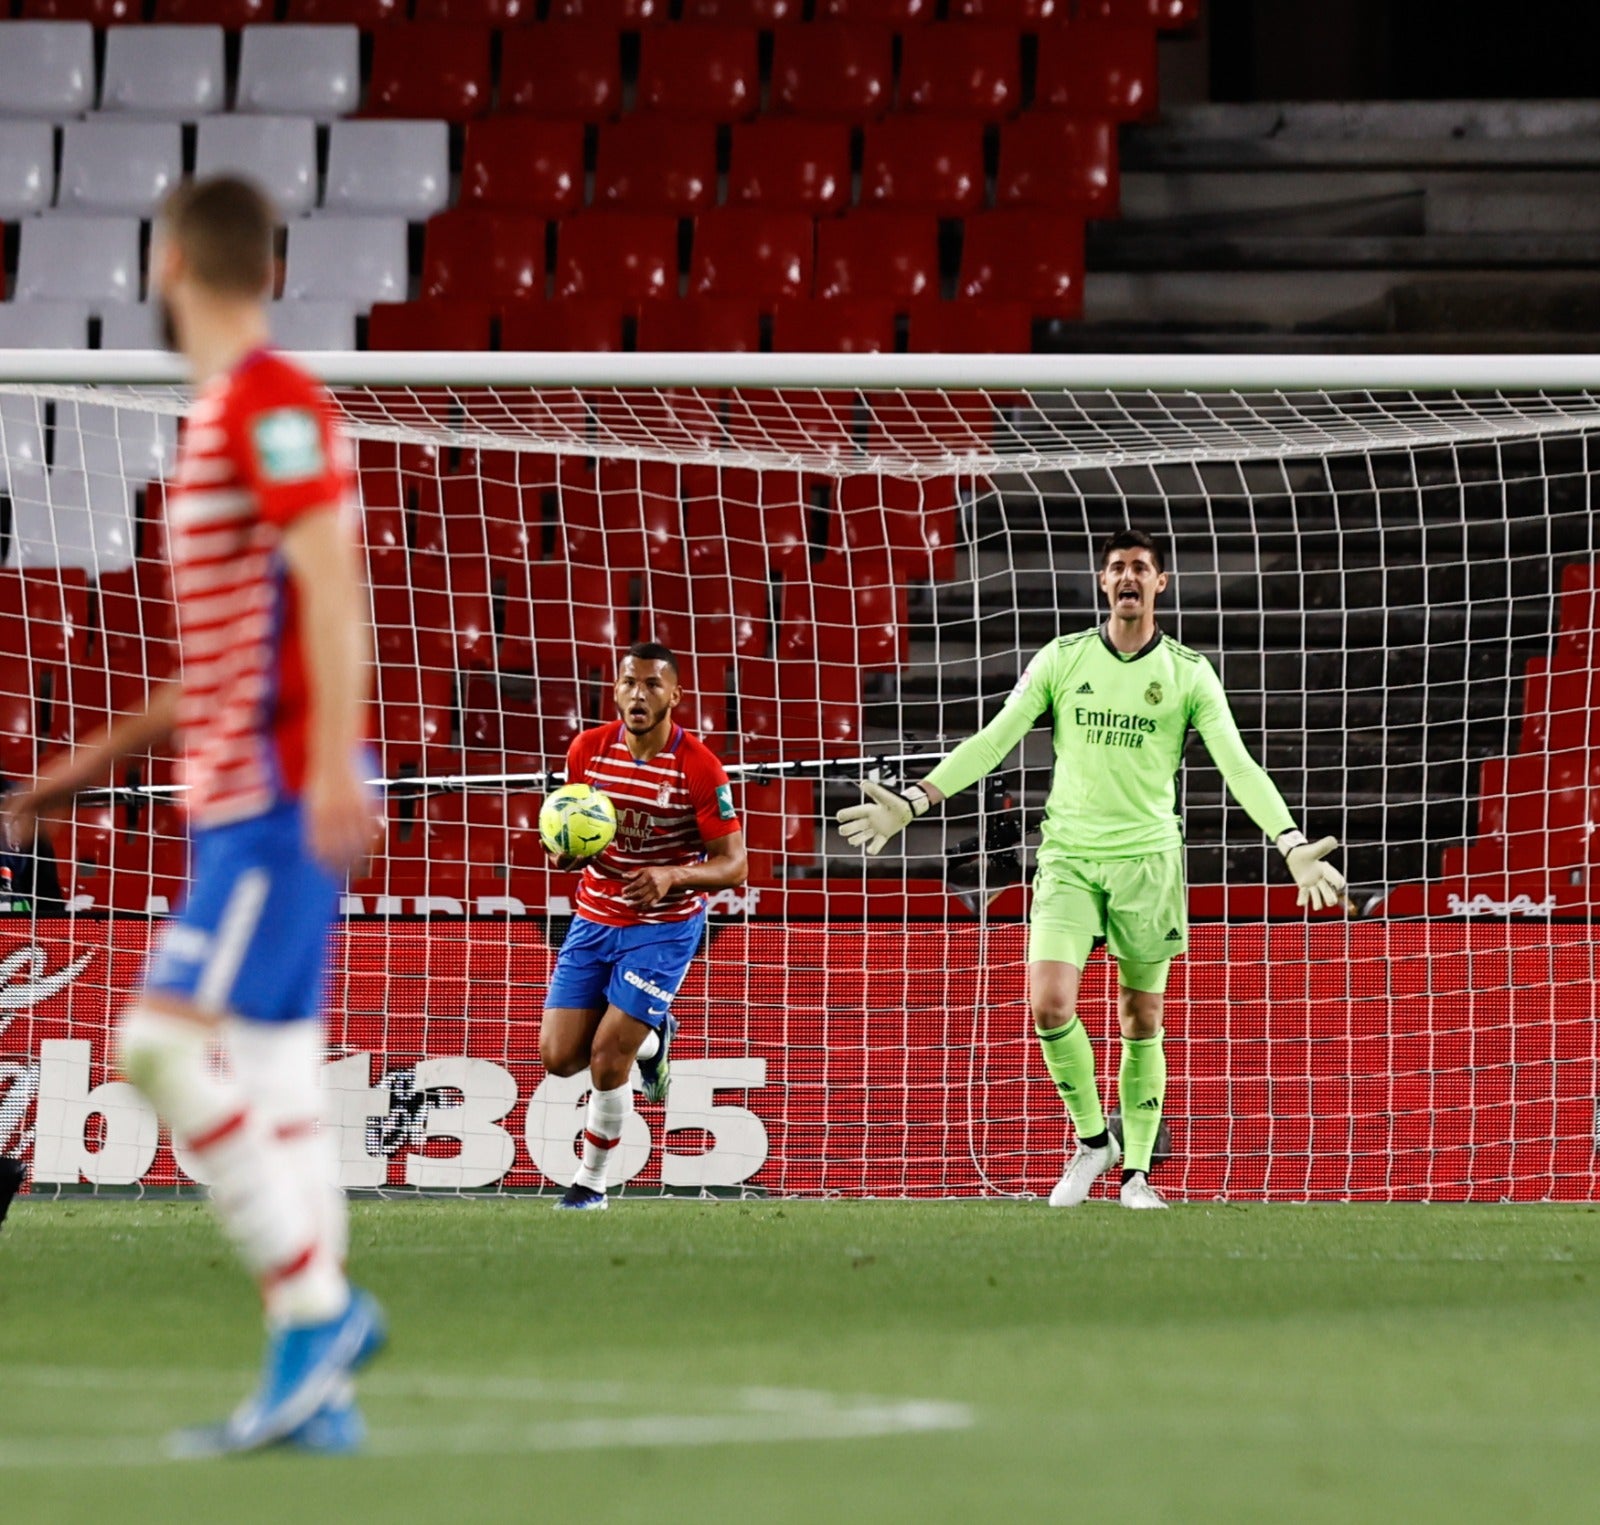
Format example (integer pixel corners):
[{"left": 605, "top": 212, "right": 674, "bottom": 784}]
[
  {"left": 816, "top": 0, "right": 931, "bottom": 21},
  {"left": 727, "top": 120, "right": 851, "bottom": 217},
  {"left": 501, "top": 300, "right": 628, "bottom": 351},
  {"left": 365, "top": 25, "right": 492, "bottom": 122},
  {"left": 770, "top": 24, "right": 895, "bottom": 122},
  {"left": 997, "top": 115, "right": 1119, "bottom": 217},
  {"left": 501, "top": 27, "right": 622, "bottom": 121},
  {"left": 154, "top": 0, "right": 272, "bottom": 25},
  {"left": 948, "top": 0, "right": 1063, "bottom": 23},
  {"left": 958, "top": 210, "right": 1084, "bottom": 318},
  {"left": 683, "top": 0, "right": 800, "bottom": 22},
  {"left": 860, "top": 116, "right": 986, "bottom": 215},
  {"left": 636, "top": 298, "right": 762, "bottom": 352},
  {"left": 1080, "top": 0, "right": 1199, "bottom": 28},
  {"left": 21, "top": 0, "right": 139, "bottom": 20},
  {"left": 284, "top": 0, "right": 403, "bottom": 21},
  {"left": 499, "top": 558, "right": 623, "bottom": 674},
  {"left": 771, "top": 299, "right": 896, "bottom": 353},
  {"left": 1035, "top": 23, "right": 1160, "bottom": 120},
  {"left": 594, "top": 119, "right": 719, "bottom": 216},
  {"left": 908, "top": 299, "right": 1032, "bottom": 351},
  {"left": 899, "top": 25, "right": 1021, "bottom": 118},
  {"left": 460, "top": 674, "right": 584, "bottom": 774},
  {"left": 815, "top": 212, "right": 940, "bottom": 303},
  {"left": 554, "top": 214, "right": 680, "bottom": 303},
  {"left": 415, "top": 0, "right": 537, "bottom": 22},
  {"left": 368, "top": 301, "right": 495, "bottom": 352},
  {"left": 548, "top": 0, "right": 666, "bottom": 22},
  {"left": 637, "top": 26, "right": 760, "bottom": 122},
  {"left": 834, "top": 473, "right": 956, "bottom": 582},
  {"left": 461, "top": 120, "right": 586, "bottom": 217},
  {"left": 422, "top": 211, "right": 547, "bottom": 304},
  {"left": 690, "top": 210, "right": 814, "bottom": 304}
]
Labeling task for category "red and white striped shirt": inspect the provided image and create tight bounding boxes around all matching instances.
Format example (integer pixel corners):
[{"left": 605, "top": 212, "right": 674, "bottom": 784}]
[
  {"left": 169, "top": 349, "right": 354, "bottom": 828},
  {"left": 566, "top": 723, "right": 741, "bottom": 927}
]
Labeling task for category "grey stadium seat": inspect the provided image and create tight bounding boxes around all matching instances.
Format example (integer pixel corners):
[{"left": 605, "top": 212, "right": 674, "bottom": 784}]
[
  {"left": 100, "top": 26, "right": 226, "bottom": 116},
  {"left": 57, "top": 119, "right": 183, "bottom": 217},
  {"left": 97, "top": 302, "right": 165, "bottom": 351},
  {"left": 324, "top": 121, "right": 450, "bottom": 219},
  {"left": 195, "top": 115, "right": 319, "bottom": 219},
  {"left": 283, "top": 218, "right": 409, "bottom": 313},
  {"left": 15, "top": 215, "right": 142, "bottom": 313},
  {"left": 269, "top": 300, "right": 358, "bottom": 351},
  {"left": 236, "top": 26, "right": 361, "bottom": 120},
  {"left": 0, "top": 300, "right": 90, "bottom": 349},
  {"left": 0, "top": 121, "right": 55, "bottom": 220},
  {"left": 0, "top": 22, "right": 94, "bottom": 119}
]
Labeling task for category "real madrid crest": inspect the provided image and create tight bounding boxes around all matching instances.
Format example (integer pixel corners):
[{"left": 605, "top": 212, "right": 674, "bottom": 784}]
[{"left": 1144, "top": 682, "right": 1162, "bottom": 705}]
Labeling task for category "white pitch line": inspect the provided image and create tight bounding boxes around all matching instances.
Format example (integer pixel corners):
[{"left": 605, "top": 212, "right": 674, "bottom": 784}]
[{"left": 0, "top": 1367, "right": 974, "bottom": 1469}]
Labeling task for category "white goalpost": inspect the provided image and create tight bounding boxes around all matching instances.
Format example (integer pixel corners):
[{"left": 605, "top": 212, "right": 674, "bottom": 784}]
[{"left": 2, "top": 349, "right": 1598, "bottom": 1202}]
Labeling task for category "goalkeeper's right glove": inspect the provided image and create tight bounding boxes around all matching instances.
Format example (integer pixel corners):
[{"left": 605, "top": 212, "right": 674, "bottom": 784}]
[
  {"left": 1276, "top": 830, "right": 1346, "bottom": 911},
  {"left": 836, "top": 780, "right": 932, "bottom": 856}
]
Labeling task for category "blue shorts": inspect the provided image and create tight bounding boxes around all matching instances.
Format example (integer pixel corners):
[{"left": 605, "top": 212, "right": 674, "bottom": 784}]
[
  {"left": 144, "top": 801, "right": 340, "bottom": 1025},
  {"left": 545, "top": 912, "right": 707, "bottom": 1030}
]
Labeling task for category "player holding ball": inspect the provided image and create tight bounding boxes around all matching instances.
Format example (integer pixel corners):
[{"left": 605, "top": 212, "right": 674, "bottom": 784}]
[{"left": 539, "top": 642, "right": 747, "bottom": 1211}]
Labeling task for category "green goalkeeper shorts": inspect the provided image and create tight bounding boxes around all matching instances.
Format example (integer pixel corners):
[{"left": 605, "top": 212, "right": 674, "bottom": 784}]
[{"left": 1029, "top": 848, "right": 1188, "bottom": 980}]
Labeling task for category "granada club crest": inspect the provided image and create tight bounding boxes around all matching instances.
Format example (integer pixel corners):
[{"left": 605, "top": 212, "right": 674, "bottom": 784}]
[
  {"left": 1144, "top": 682, "right": 1163, "bottom": 706},
  {"left": 658, "top": 780, "right": 673, "bottom": 808}
]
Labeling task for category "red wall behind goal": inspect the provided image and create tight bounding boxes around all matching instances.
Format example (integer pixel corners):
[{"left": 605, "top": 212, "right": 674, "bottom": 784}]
[{"left": 3, "top": 920, "right": 1596, "bottom": 1202}]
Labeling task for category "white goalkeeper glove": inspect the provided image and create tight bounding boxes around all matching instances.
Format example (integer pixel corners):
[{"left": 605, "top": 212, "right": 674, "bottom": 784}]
[
  {"left": 1276, "top": 829, "right": 1347, "bottom": 911},
  {"left": 836, "top": 780, "right": 932, "bottom": 856}
]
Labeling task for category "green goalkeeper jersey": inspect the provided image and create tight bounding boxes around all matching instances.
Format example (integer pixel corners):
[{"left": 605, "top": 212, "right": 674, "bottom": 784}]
[{"left": 924, "top": 625, "right": 1297, "bottom": 863}]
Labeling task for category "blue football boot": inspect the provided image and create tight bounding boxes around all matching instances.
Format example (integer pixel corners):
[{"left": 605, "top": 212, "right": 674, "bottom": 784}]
[
  {"left": 169, "top": 1288, "right": 386, "bottom": 1458},
  {"left": 554, "top": 1183, "right": 608, "bottom": 1211}
]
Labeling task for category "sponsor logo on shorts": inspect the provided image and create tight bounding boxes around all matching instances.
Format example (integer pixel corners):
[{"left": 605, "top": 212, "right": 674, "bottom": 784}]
[
  {"left": 1164, "top": 927, "right": 1182, "bottom": 941},
  {"left": 623, "top": 969, "right": 677, "bottom": 1005}
]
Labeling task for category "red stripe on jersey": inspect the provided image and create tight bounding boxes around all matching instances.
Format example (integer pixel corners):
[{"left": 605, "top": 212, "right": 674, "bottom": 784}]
[
  {"left": 170, "top": 348, "right": 354, "bottom": 828},
  {"left": 566, "top": 723, "right": 740, "bottom": 928}
]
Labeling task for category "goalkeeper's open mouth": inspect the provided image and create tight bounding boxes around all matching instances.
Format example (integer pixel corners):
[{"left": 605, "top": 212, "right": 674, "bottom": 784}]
[{"left": 1116, "top": 585, "right": 1140, "bottom": 605}]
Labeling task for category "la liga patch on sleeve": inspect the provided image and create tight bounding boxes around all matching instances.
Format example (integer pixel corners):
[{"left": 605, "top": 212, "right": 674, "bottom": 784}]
[
  {"left": 715, "top": 783, "right": 736, "bottom": 820},
  {"left": 252, "top": 408, "right": 326, "bottom": 482}
]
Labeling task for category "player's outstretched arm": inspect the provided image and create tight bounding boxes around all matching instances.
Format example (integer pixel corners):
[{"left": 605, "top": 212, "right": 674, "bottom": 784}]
[
  {"left": 1, "top": 682, "right": 181, "bottom": 847},
  {"left": 281, "top": 506, "right": 378, "bottom": 875},
  {"left": 835, "top": 642, "right": 1062, "bottom": 855},
  {"left": 1189, "top": 657, "right": 1347, "bottom": 911}
]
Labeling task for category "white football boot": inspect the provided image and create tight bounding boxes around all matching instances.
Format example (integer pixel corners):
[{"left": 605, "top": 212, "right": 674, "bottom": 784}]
[
  {"left": 1118, "top": 1173, "right": 1168, "bottom": 1210},
  {"left": 1047, "top": 1132, "right": 1122, "bottom": 1207}
]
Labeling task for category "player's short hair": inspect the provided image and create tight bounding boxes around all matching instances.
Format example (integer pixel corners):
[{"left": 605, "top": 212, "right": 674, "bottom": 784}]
[
  {"left": 159, "top": 176, "right": 276, "bottom": 297},
  {"left": 1099, "top": 528, "right": 1164, "bottom": 573},
  {"left": 625, "top": 641, "right": 679, "bottom": 678}
]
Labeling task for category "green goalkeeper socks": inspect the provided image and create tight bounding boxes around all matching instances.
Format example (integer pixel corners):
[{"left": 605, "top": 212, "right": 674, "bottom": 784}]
[
  {"left": 1118, "top": 1033, "right": 1167, "bottom": 1173},
  {"left": 1034, "top": 1017, "right": 1106, "bottom": 1141}
]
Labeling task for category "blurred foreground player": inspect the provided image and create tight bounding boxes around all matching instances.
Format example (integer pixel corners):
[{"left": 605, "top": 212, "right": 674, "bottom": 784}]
[
  {"left": 3, "top": 177, "right": 384, "bottom": 1452},
  {"left": 838, "top": 529, "right": 1346, "bottom": 1209},
  {"left": 540, "top": 643, "right": 747, "bottom": 1210}
]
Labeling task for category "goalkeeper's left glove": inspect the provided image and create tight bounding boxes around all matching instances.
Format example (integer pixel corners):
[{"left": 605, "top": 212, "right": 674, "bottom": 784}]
[
  {"left": 1276, "top": 830, "right": 1346, "bottom": 911},
  {"left": 836, "top": 780, "right": 932, "bottom": 856}
]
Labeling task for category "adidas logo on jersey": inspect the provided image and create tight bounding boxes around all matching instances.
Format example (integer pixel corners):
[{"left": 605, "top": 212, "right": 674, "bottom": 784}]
[
  {"left": 1164, "top": 927, "right": 1182, "bottom": 941},
  {"left": 1076, "top": 682, "right": 1094, "bottom": 694}
]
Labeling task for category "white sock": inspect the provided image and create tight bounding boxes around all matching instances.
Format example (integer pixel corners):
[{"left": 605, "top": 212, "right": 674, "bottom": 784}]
[
  {"left": 573, "top": 1082, "right": 631, "bottom": 1193},
  {"left": 119, "top": 1007, "right": 323, "bottom": 1316},
  {"left": 635, "top": 1030, "right": 660, "bottom": 1063},
  {"left": 228, "top": 1019, "right": 349, "bottom": 1326}
]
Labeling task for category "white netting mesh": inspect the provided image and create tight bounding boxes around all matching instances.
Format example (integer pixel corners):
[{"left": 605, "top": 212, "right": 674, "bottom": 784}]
[{"left": 1, "top": 358, "right": 1598, "bottom": 1200}]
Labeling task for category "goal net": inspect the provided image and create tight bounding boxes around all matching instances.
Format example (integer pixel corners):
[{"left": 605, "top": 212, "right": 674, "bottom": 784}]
[{"left": 3, "top": 351, "right": 1599, "bottom": 1202}]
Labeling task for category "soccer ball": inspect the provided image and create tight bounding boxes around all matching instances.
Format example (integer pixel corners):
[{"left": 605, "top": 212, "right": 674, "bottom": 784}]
[{"left": 539, "top": 783, "right": 617, "bottom": 859}]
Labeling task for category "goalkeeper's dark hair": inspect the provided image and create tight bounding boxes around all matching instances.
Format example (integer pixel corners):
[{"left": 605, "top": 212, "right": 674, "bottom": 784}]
[
  {"left": 1099, "top": 528, "right": 1164, "bottom": 573},
  {"left": 627, "top": 640, "right": 679, "bottom": 677}
]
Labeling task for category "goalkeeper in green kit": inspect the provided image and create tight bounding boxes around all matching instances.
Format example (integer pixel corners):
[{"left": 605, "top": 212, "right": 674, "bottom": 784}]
[{"left": 837, "top": 529, "right": 1346, "bottom": 1209}]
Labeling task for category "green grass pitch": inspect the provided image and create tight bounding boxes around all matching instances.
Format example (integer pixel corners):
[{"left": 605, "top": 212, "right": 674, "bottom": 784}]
[{"left": 4, "top": 1199, "right": 1599, "bottom": 1524}]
